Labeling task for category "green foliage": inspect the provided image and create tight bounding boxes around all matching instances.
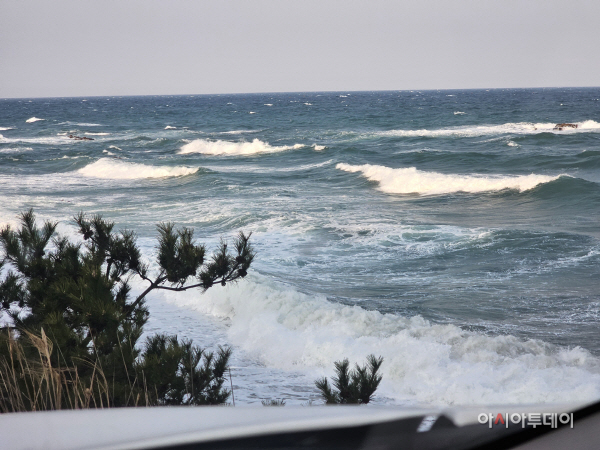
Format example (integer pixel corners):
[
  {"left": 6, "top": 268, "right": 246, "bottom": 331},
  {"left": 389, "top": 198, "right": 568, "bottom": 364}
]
[
  {"left": 138, "top": 334, "right": 232, "bottom": 406},
  {"left": 315, "top": 355, "right": 383, "bottom": 404},
  {"left": 0, "top": 209, "right": 254, "bottom": 411}
]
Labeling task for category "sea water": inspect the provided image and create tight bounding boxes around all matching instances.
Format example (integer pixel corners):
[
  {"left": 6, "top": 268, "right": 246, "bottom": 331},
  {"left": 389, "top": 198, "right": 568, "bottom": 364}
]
[{"left": 1, "top": 89, "right": 600, "bottom": 406}]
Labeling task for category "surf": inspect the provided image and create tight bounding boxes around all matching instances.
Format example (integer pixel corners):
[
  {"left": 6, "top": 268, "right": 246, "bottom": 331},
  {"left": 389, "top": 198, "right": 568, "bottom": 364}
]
[
  {"left": 337, "top": 163, "right": 563, "bottom": 195},
  {"left": 377, "top": 120, "right": 600, "bottom": 139},
  {"left": 165, "top": 274, "right": 600, "bottom": 406},
  {"left": 179, "top": 138, "right": 304, "bottom": 156},
  {"left": 77, "top": 158, "right": 199, "bottom": 179}
]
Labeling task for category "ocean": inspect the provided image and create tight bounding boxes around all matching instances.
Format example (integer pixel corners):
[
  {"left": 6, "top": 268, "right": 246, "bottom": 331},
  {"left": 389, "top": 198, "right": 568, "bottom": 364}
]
[{"left": 1, "top": 88, "right": 600, "bottom": 406}]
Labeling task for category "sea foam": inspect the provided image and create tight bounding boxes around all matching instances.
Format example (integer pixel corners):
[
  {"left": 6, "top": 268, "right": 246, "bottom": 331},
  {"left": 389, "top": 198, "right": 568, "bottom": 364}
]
[
  {"left": 25, "top": 117, "right": 44, "bottom": 123},
  {"left": 59, "top": 121, "right": 102, "bottom": 127},
  {"left": 0, "top": 134, "right": 70, "bottom": 145},
  {"left": 216, "top": 130, "right": 260, "bottom": 135},
  {"left": 179, "top": 138, "right": 304, "bottom": 156},
  {"left": 169, "top": 275, "right": 600, "bottom": 406},
  {"left": 380, "top": 120, "right": 600, "bottom": 138},
  {"left": 0, "top": 147, "right": 33, "bottom": 153},
  {"left": 337, "top": 163, "right": 561, "bottom": 195},
  {"left": 77, "top": 158, "right": 198, "bottom": 179}
]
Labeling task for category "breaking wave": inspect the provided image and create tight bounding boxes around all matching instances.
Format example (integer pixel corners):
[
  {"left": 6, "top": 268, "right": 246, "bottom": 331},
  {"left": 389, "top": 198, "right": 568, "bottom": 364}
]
[
  {"left": 179, "top": 138, "right": 304, "bottom": 156},
  {"left": 0, "top": 127, "right": 14, "bottom": 131},
  {"left": 25, "top": 117, "right": 44, "bottom": 123},
  {"left": 170, "top": 276, "right": 600, "bottom": 406},
  {"left": 336, "top": 163, "right": 562, "bottom": 195},
  {"left": 77, "top": 158, "right": 198, "bottom": 179},
  {"left": 380, "top": 120, "right": 600, "bottom": 138}
]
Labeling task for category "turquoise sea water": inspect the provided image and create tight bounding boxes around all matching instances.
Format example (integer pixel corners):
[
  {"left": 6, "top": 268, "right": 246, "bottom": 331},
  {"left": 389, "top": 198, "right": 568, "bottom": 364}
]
[{"left": 1, "top": 89, "right": 600, "bottom": 405}]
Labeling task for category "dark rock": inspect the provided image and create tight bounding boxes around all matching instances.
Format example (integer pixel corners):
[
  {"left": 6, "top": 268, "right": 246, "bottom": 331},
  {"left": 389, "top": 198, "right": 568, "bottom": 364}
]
[{"left": 553, "top": 123, "right": 578, "bottom": 131}]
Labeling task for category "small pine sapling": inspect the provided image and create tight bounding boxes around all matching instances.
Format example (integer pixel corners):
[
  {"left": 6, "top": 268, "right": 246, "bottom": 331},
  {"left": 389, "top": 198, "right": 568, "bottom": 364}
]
[{"left": 315, "top": 355, "right": 383, "bottom": 404}]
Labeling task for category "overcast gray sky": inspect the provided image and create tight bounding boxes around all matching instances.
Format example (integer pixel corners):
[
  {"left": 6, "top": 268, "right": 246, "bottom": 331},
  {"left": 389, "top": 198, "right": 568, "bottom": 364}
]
[{"left": 1, "top": 0, "right": 599, "bottom": 98}]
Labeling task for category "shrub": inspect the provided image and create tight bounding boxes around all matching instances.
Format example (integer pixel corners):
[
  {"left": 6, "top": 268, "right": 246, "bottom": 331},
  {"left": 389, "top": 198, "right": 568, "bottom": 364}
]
[
  {"left": 315, "top": 355, "right": 383, "bottom": 404},
  {"left": 0, "top": 210, "right": 254, "bottom": 411}
]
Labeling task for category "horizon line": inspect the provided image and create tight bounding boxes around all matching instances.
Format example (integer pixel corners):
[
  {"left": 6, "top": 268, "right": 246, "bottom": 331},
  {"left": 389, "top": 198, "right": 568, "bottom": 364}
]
[{"left": 2, "top": 85, "right": 600, "bottom": 101}]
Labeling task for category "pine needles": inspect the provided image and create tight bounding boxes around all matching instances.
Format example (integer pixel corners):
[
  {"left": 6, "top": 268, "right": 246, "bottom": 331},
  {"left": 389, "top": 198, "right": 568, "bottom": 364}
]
[
  {"left": 315, "top": 355, "right": 383, "bottom": 404},
  {"left": 0, "top": 209, "right": 250, "bottom": 411}
]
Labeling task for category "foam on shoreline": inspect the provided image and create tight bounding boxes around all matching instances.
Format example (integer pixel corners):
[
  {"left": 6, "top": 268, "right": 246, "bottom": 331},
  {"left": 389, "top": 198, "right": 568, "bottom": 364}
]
[{"left": 167, "top": 275, "right": 600, "bottom": 406}]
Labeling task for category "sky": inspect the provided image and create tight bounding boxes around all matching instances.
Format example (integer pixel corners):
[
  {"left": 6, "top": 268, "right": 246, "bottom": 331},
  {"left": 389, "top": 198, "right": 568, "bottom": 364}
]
[{"left": 1, "top": 0, "right": 599, "bottom": 98}]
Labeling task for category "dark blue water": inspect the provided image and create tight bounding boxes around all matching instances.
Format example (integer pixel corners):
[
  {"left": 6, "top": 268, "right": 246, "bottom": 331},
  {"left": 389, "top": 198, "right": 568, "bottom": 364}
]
[{"left": 1, "top": 88, "right": 600, "bottom": 405}]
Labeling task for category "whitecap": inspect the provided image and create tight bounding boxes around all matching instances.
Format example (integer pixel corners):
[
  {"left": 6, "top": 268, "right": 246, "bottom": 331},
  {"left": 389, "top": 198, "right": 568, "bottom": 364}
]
[
  {"left": 77, "top": 158, "right": 198, "bottom": 179},
  {"left": 59, "top": 121, "right": 102, "bottom": 127},
  {"left": 454, "top": 111, "right": 466, "bottom": 115},
  {"left": 249, "top": 111, "right": 256, "bottom": 114},
  {"left": 216, "top": 130, "right": 260, "bottom": 135},
  {"left": 26, "top": 117, "right": 44, "bottom": 123},
  {"left": 84, "top": 132, "right": 109, "bottom": 136},
  {"left": 0, "top": 127, "right": 14, "bottom": 131},
  {"left": 578, "top": 120, "right": 600, "bottom": 130},
  {"left": 264, "top": 104, "right": 273, "bottom": 106},
  {"left": 312, "top": 144, "right": 326, "bottom": 151},
  {"left": 379, "top": 120, "right": 600, "bottom": 138},
  {"left": 336, "top": 163, "right": 562, "bottom": 195},
  {"left": 179, "top": 139, "right": 304, "bottom": 156},
  {"left": 0, "top": 135, "right": 70, "bottom": 145},
  {"left": 165, "top": 126, "right": 177, "bottom": 130}
]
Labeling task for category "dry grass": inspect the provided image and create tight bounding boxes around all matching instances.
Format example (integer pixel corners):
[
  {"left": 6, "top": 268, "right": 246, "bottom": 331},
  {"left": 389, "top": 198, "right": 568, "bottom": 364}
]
[
  {"left": 0, "top": 327, "right": 230, "bottom": 412},
  {"left": 0, "top": 328, "right": 111, "bottom": 413}
]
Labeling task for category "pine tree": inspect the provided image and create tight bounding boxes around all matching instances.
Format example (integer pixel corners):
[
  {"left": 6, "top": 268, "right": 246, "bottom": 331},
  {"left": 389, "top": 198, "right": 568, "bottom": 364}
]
[
  {"left": 0, "top": 209, "right": 254, "bottom": 411},
  {"left": 315, "top": 355, "right": 383, "bottom": 404}
]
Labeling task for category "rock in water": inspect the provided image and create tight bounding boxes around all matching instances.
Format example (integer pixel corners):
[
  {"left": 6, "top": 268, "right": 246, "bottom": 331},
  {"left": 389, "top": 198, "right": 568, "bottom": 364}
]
[{"left": 553, "top": 123, "right": 578, "bottom": 131}]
